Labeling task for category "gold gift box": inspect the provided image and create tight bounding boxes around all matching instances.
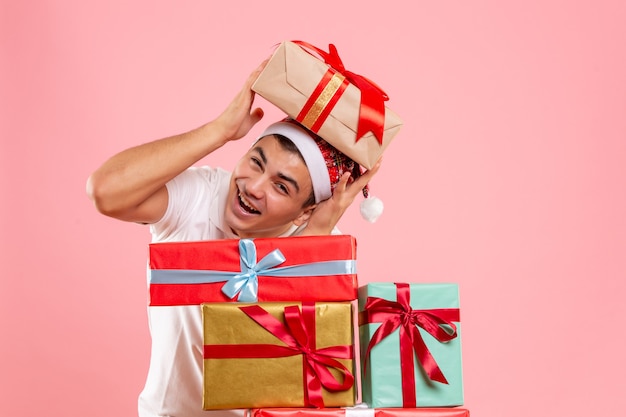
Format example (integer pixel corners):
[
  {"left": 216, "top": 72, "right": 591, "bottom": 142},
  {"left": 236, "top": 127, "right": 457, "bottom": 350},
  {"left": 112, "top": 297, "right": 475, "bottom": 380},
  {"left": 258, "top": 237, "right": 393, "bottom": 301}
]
[
  {"left": 202, "top": 301, "right": 356, "bottom": 409},
  {"left": 252, "top": 41, "right": 403, "bottom": 169}
]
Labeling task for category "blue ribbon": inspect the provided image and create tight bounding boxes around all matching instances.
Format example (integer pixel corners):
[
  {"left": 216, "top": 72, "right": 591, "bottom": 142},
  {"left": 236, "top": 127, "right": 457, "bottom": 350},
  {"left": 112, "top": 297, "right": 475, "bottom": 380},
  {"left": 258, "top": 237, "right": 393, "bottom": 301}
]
[{"left": 150, "top": 239, "right": 356, "bottom": 302}]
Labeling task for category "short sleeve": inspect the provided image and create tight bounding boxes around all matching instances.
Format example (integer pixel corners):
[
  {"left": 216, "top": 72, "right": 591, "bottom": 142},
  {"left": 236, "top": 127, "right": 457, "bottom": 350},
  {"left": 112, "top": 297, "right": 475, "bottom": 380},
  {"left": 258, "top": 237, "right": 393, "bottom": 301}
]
[{"left": 150, "top": 166, "right": 226, "bottom": 242}]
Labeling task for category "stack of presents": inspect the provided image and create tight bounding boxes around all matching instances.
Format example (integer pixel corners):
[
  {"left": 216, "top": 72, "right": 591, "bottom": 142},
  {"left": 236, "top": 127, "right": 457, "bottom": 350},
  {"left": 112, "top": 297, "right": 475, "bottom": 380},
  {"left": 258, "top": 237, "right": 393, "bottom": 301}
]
[{"left": 149, "top": 41, "right": 470, "bottom": 417}]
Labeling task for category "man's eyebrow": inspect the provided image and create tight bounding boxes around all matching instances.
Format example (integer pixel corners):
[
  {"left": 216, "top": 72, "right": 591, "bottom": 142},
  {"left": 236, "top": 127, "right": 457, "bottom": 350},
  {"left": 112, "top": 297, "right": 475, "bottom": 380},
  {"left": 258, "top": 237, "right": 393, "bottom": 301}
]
[
  {"left": 252, "top": 146, "right": 301, "bottom": 194},
  {"left": 252, "top": 146, "right": 267, "bottom": 164},
  {"left": 278, "top": 172, "right": 300, "bottom": 193}
]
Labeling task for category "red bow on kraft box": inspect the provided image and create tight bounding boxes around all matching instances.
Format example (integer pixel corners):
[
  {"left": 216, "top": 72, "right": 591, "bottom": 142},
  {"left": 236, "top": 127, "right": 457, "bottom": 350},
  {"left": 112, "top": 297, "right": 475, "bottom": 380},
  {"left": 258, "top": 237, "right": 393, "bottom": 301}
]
[
  {"left": 291, "top": 40, "right": 388, "bottom": 144},
  {"left": 359, "top": 283, "right": 463, "bottom": 408},
  {"left": 202, "top": 302, "right": 356, "bottom": 409},
  {"left": 252, "top": 40, "right": 403, "bottom": 169}
]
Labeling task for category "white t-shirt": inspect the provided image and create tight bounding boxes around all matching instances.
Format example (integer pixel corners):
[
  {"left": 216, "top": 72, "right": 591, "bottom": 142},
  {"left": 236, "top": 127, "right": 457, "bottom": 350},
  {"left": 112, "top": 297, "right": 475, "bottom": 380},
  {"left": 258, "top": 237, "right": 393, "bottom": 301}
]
[{"left": 139, "top": 166, "right": 304, "bottom": 417}]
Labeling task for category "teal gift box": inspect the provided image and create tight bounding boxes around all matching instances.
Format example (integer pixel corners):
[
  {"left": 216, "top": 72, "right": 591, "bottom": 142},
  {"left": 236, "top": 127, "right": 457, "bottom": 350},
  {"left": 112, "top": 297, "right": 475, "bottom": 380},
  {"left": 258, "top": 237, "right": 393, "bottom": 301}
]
[{"left": 358, "top": 282, "right": 464, "bottom": 407}]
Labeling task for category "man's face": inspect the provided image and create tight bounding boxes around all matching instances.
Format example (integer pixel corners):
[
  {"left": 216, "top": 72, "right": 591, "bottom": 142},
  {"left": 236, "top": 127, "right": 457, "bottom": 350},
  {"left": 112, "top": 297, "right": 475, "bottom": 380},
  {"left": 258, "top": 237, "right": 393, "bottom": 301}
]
[{"left": 224, "top": 135, "right": 315, "bottom": 238}]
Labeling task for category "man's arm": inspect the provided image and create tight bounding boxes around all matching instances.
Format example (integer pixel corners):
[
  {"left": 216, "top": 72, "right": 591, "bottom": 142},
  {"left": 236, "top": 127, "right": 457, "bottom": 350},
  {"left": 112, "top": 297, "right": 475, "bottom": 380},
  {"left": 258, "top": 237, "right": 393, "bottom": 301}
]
[{"left": 86, "top": 61, "right": 268, "bottom": 224}]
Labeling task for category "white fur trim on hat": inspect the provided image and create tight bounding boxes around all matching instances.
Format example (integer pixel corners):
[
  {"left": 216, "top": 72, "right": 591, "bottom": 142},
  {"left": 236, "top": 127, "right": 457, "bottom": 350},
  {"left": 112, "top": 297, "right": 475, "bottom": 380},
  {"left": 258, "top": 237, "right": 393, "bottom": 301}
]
[{"left": 258, "top": 121, "right": 331, "bottom": 203}]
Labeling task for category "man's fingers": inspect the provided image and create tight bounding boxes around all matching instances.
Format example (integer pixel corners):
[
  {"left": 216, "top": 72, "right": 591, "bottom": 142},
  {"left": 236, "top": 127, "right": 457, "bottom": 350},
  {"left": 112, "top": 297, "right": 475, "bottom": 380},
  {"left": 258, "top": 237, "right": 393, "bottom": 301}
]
[
  {"left": 247, "top": 58, "right": 269, "bottom": 85},
  {"left": 334, "top": 172, "right": 352, "bottom": 193},
  {"left": 350, "top": 158, "right": 382, "bottom": 191},
  {"left": 363, "top": 158, "right": 382, "bottom": 179}
]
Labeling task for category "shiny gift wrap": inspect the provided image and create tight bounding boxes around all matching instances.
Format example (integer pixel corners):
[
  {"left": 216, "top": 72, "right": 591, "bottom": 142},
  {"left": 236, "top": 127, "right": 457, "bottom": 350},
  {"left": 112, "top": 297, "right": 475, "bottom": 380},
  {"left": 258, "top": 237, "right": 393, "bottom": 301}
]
[
  {"left": 359, "top": 283, "right": 463, "bottom": 407},
  {"left": 250, "top": 407, "right": 470, "bottom": 417},
  {"left": 252, "top": 40, "right": 403, "bottom": 169},
  {"left": 203, "top": 302, "right": 356, "bottom": 409},
  {"left": 149, "top": 235, "right": 357, "bottom": 305}
]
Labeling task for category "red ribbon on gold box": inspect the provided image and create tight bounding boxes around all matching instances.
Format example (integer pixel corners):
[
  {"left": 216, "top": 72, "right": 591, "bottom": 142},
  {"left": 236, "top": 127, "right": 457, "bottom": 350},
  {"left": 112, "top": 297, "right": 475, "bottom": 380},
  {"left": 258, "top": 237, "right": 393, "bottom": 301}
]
[{"left": 203, "top": 302, "right": 356, "bottom": 409}]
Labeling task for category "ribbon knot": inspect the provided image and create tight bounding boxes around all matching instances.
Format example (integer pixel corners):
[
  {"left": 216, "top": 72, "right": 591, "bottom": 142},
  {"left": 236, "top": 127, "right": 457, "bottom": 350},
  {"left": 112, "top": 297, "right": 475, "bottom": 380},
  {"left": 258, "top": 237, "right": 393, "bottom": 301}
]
[
  {"left": 204, "top": 303, "right": 354, "bottom": 408},
  {"left": 403, "top": 310, "right": 417, "bottom": 327},
  {"left": 221, "top": 239, "right": 286, "bottom": 302},
  {"left": 282, "top": 304, "right": 354, "bottom": 398},
  {"left": 292, "top": 40, "right": 389, "bottom": 144},
  {"left": 149, "top": 238, "right": 357, "bottom": 305}
]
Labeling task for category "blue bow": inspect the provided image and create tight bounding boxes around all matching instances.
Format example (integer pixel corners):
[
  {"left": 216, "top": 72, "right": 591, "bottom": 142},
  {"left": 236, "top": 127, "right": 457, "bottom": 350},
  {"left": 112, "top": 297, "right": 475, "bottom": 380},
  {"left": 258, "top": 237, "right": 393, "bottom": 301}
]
[
  {"left": 221, "top": 239, "right": 286, "bottom": 301},
  {"left": 150, "top": 238, "right": 356, "bottom": 302}
]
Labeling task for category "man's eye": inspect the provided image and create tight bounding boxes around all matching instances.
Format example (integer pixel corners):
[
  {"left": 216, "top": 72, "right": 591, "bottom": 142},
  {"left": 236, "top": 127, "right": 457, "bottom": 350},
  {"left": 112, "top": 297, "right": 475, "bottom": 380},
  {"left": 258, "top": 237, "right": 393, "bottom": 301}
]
[
  {"left": 276, "top": 183, "right": 289, "bottom": 194},
  {"left": 251, "top": 157, "right": 262, "bottom": 168}
]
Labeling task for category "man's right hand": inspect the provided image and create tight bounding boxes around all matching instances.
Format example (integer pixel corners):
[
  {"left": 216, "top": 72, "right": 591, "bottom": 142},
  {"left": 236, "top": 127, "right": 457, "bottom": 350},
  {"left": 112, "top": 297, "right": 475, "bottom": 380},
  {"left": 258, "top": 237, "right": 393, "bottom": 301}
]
[{"left": 212, "top": 59, "right": 269, "bottom": 144}]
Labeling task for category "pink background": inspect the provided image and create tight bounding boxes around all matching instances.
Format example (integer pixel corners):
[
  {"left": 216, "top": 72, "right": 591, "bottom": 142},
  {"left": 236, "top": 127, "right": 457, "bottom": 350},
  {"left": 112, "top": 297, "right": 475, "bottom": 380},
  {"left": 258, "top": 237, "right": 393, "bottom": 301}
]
[{"left": 2, "top": 1, "right": 625, "bottom": 416}]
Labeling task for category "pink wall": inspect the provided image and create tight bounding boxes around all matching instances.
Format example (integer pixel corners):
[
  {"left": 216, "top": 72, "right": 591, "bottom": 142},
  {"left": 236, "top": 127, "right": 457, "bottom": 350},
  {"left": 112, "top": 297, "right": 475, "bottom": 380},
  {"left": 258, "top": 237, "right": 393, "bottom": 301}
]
[{"left": 2, "top": 1, "right": 625, "bottom": 416}]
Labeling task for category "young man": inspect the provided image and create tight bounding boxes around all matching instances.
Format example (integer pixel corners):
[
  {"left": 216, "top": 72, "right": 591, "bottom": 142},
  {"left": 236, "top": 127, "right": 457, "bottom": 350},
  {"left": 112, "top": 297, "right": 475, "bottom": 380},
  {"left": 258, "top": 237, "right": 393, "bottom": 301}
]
[{"left": 86, "top": 62, "right": 379, "bottom": 417}]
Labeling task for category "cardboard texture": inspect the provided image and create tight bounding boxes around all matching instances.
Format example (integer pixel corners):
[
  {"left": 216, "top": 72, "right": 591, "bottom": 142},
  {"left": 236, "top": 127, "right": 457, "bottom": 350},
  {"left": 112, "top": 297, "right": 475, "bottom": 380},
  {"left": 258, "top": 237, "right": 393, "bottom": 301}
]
[{"left": 252, "top": 40, "right": 403, "bottom": 169}]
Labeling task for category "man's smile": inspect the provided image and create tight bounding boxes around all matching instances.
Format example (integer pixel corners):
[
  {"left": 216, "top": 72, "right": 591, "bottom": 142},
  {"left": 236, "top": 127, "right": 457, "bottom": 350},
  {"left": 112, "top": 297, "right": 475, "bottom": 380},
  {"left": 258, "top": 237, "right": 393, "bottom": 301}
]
[{"left": 238, "top": 191, "right": 261, "bottom": 214}]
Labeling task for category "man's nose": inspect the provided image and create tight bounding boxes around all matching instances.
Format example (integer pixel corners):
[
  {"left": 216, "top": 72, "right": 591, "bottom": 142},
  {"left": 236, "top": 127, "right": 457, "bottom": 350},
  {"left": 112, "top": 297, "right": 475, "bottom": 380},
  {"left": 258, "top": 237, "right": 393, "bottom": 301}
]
[{"left": 246, "top": 174, "right": 267, "bottom": 198}]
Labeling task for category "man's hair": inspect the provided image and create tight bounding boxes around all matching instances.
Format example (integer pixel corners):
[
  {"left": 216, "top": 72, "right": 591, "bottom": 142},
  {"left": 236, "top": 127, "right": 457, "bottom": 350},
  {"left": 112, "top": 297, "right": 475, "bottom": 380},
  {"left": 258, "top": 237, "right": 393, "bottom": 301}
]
[{"left": 272, "top": 134, "right": 317, "bottom": 208}]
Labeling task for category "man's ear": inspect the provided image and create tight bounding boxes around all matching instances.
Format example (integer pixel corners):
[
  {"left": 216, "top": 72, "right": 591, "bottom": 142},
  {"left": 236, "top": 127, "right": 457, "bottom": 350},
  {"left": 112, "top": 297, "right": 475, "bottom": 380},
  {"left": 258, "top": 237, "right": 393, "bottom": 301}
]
[{"left": 292, "top": 204, "right": 317, "bottom": 226}]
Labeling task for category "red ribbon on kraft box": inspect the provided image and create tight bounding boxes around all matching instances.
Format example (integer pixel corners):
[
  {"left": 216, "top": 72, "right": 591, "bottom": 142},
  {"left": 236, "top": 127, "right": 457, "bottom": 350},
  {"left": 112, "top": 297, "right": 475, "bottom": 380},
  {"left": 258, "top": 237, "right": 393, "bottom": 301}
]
[{"left": 291, "top": 40, "right": 389, "bottom": 144}]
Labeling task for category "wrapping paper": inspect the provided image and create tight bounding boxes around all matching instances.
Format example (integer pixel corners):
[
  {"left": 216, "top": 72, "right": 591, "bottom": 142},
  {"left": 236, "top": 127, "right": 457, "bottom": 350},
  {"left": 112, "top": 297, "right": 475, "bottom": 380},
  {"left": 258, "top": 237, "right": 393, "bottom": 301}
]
[
  {"left": 202, "top": 302, "right": 356, "bottom": 409},
  {"left": 250, "top": 407, "right": 470, "bottom": 417},
  {"left": 252, "top": 40, "right": 403, "bottom": 169},
  {"left": 149, "top": 235, "right": 357, "bottom": 305},
  {"left": 359, "top": 283, "right": 464, "bottom": 407}
]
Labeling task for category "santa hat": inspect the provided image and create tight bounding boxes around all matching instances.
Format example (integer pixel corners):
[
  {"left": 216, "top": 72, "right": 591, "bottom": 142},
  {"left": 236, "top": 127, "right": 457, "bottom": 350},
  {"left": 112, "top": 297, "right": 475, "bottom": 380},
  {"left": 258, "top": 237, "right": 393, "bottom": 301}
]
[{"left": 258, "top": 119, "right": 383, "bottom": 223}]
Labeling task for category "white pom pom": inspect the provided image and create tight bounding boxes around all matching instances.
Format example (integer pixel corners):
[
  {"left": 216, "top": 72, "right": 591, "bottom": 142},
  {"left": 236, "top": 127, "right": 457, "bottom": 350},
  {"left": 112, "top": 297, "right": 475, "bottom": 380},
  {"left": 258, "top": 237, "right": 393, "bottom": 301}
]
[{"left": 360, "top": 195, "right": 384, "bottom": 223}]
